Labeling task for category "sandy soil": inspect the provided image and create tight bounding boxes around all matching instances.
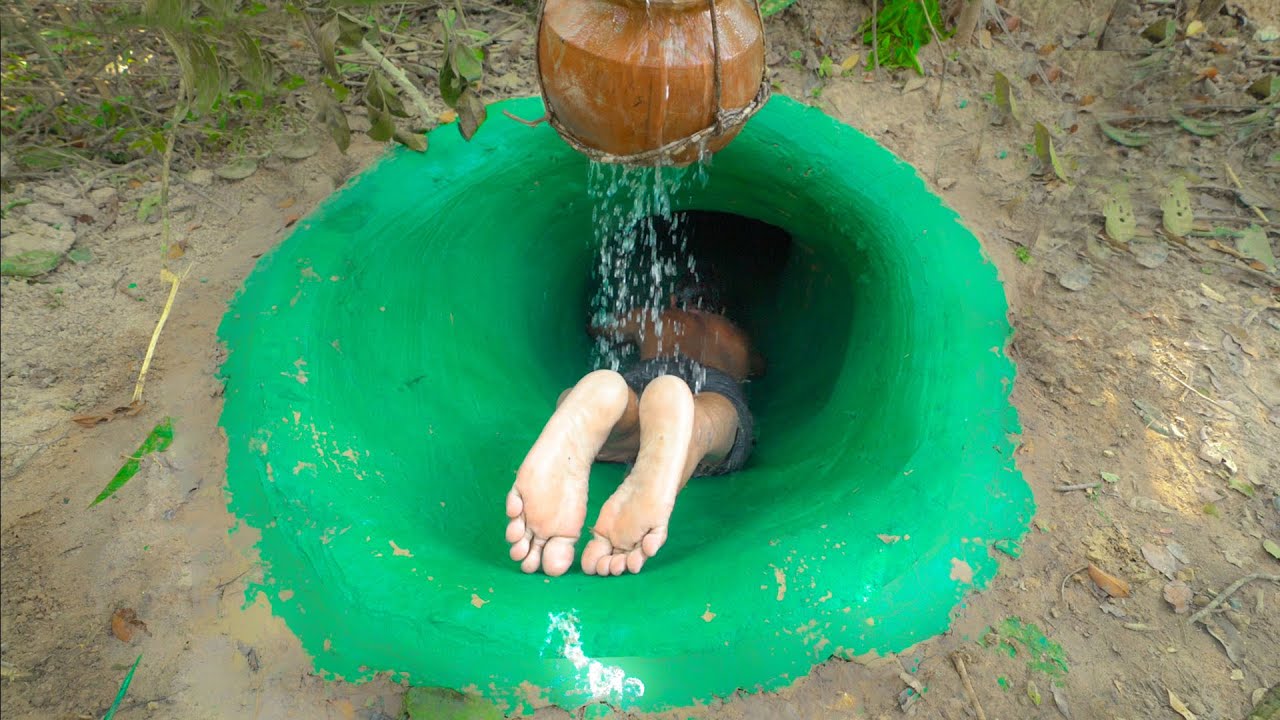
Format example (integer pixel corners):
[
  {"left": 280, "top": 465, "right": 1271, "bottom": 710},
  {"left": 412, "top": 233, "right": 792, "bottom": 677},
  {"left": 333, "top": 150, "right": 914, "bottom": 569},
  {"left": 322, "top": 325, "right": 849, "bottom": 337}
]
[{"left": 2, "top": 0, "right": 1277, "bottom": 718}]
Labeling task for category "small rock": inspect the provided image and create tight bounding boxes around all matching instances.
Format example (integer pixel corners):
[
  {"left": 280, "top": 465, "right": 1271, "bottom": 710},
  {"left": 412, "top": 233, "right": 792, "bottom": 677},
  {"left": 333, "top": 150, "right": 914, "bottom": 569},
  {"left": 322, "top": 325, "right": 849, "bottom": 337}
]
[
  {"left": 89, "top": 186, "right": 119, "bottom": 207},
  {"left": 0, "top": 220, "right": 76, "bottom": 256},
  {"left": 1102, "top": 449, "right": 1116, "bottom": 458},
  {"left": 938, "top": 176, "right": 957, "bottom": 190},
  {"left": 21, "top": 201, "right": 73, "bottom": 229},
  {"left": 31, "top": 184, "right": 76, "bottom": 205},
  {"left": 188, "top": 168, "right": 214, "bottom": 186}
]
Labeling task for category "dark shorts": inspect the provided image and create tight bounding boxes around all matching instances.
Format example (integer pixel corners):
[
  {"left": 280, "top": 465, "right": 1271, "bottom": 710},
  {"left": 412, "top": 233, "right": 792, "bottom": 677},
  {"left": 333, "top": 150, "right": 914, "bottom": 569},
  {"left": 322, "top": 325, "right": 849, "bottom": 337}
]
[{"left": 620, "top": 356, "right": 755, "bottom": 477}]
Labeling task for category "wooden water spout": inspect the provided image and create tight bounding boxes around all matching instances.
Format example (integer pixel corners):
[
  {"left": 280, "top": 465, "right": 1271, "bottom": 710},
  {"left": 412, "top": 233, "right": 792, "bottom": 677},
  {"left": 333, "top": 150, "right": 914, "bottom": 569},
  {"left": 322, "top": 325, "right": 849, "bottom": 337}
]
[{"left": 535, "top": 0, "right": 769, "bottom": 166}]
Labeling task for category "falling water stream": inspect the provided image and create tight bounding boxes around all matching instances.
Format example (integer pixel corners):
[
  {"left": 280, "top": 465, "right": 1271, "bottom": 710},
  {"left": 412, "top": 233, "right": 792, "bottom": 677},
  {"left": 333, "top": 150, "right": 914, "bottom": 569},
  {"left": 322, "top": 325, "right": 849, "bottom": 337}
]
[{"left": 585, "top": 160, "right": 711, "bottom": 372}]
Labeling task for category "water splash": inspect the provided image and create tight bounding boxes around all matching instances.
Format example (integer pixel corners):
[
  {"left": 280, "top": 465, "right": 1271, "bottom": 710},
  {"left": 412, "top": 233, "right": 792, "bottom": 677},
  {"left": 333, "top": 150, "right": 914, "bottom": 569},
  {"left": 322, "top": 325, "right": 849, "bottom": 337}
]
[
  {"left": 544, "top": 610, "right": 645, "bottom": 704},
  {"left": 586, "top": 159, "right": 712, "bottom": 370}
]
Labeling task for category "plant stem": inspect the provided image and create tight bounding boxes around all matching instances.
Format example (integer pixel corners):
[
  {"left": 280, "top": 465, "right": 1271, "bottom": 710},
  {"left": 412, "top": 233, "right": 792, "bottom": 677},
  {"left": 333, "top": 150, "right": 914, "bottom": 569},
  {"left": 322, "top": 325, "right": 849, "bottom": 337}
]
[{"left": 359, "top": 38, "right": 434, "bottom": 120}]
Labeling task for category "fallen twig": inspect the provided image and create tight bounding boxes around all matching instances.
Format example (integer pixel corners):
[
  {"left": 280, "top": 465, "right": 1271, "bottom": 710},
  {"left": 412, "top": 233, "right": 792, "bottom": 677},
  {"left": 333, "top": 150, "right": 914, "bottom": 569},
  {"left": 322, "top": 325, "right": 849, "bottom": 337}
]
[
  {"left": 1055, "top": 482, "right": 1101, "bottom": 492},
  {"left": 1224, "top": 163, "right": 1270, "bottom": 224},
  {"left": 950, "top": 652, "right": 987, "bottom": 720},
  {"left": 1149, "top": 361, "right": 1241, "bottom": 418},
  {"left": 1188, "top": 573, "right": 1280, "bottom": 626},
  {"left": 1060, "top": 565, "right": 1088, "bottom": 602}
]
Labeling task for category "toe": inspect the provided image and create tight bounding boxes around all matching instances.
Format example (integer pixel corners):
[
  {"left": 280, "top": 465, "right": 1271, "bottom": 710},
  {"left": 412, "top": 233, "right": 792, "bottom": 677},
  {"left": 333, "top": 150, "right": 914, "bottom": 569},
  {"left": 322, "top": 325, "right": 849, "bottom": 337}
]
[
  {"left": 541, "top": 537, "right": 577, "bottom": 577},
  {"left": 594, "top": 553, "right": 613, "bottom": 577},
  {"left": 581, "top": 538, "right": 607, "bottom": 574},
  {"left": 505, "top": 488, "right": 523, "bottom": 519},
  {"left": 505, "top": 515, "right": 527, "bottom": 544},
  {"left": 626, "top": 548, "right": 647, "bottom": 574},
  {"left": 509, "top": 533, "right": 531, "bottom": 562},
  {"left": 520, "top": 538, "right": 545, "bottom": 573},
  {"left": 640, "top": 528, "right": 667, "bottom": 557},
  {"left": 608, "top": 553, "right": 627, "bottom": 576}
]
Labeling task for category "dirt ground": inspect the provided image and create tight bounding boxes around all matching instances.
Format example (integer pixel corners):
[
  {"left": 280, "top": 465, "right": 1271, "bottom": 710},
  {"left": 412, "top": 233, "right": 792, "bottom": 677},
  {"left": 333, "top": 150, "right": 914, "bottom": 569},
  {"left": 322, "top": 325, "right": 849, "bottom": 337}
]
[{"left": 2, "top": 0, "right": 1278, "bottom": 718}]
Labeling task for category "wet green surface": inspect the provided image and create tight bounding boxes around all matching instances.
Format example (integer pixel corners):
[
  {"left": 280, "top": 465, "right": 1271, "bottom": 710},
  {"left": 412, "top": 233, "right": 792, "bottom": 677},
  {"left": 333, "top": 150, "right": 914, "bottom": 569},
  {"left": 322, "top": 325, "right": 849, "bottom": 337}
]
[{"left": 218, "top": 95, "right": 1033, "bottom": 714}]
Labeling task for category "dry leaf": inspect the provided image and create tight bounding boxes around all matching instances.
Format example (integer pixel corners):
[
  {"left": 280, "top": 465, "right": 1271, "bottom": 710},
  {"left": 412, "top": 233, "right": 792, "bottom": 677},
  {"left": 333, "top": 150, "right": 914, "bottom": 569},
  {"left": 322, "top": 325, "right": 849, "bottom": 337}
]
[
  {"left": 1168, "top": 689, "right": 1197, "bottom": 720},
  {"left": 877, "top": 534, "right": 901, "bottom": 544},
  {"left": 1186, "top": 20, "right": 1206, "bottom": 36},
  {"left": 1163, "top": 580, "right": 1192, "bottom": 614},
  {"left": 1088, "top": 563, "right": 1131, "bottom": 598},
  {"left": 277, "top": 197, "right": 296, "bottom": 210},
  {"left": 438, "top": 109, "right": 458, "bottom": 124},
  {"left": 284, "top": 213, "right": 301, "bottom": 227},
  {"left": 1142, "top": 543, "right": 1180, "bottom": 579},
  {"left": 111, "top": 608, "right": 148, "bottom": 643}
]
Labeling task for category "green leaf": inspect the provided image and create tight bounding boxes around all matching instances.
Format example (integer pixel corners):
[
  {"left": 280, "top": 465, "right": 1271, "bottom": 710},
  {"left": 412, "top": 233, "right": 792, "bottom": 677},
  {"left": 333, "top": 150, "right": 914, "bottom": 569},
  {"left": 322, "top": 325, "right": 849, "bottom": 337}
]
[
  {"left": 438, "top": 60, "right": 465, "bottom": 108},
  {"left": 1236, "top": 224, "right": 1276, "bottom": 272},
  {"left": 137, "top": 193, "right": 161, "bottom": 222},
  {"left": 90, "top": 418, "right": 175, "bottom": 507},
  {"left": 759, "top": 0, "right": 800, "bottom": 16},
  {"left": 1028, "top": 680, "right": 1043, "bottom": 706},
  {"left": 994, "top": 72, "right": 1019, "bottom": 123},
  {"left": 404, "top": 687, "right": 502, "bottom": 720},
  {"left": 456, "top": 87, "right": 487, "bottom": 141},
  {"left": 365, "top": 70, "right": 407, "bottom": 118},
  {"left": 1227, "top": 475, "right": 1255, "bottom": 498},
  {"left": 315, "top": 18, "right": 340, "bottom": 78},
  {"left": 1160, "top": 178, "right": 1194, "bottom": 237},
  {"left": 187, "top": 38, "right": 224, "bottom": 116},
  {"left": 67, "top": 247, "right": 94, "bottom": 265},
  {"left": 312, "top": 85, "right": 350, "bottom": 152},
  {"left": 393, "top": 127, "right": 427, "bottom": 152},
  {"left": 101, "top": 655, "right": 142, "bottom": 720},
  {"left": 232, "top": 32, "right": 274, "bottom": 95},
  {"left": 0, "top": 250, "right": 63, "bottom": 277},
  {"left": 451, "top": 43, "right": 484, "bottom": 84},
  {"left": 1032, "top": 122, "right": 1067, "bottom": 182},
  {"left": 1264, "top": 539, "right": 1280, "bottom": 560},
  {"left": 1142, "top": 19, "right": 1176, "bottom": 46},
  {"left": 366, "top": 103, "right": 394, "bottom": 142},
  {"left": 1098, "top": 119, "right": 1150, "bottom": 147},
  {"left": 1172, "top": 112, "right": 1223, "bottom": 137},
  {"left": 1103, "top": 186, "right": 1137, "bottom": 243},
  {"left": 335, "top": 15, "right": 366, "bottom": 48},
  {"left": 321, "top": 76, "right": 349, "bottom": 103},
  {"left": 1246, "top": 75, "right": 1278, "bottom": 101}
]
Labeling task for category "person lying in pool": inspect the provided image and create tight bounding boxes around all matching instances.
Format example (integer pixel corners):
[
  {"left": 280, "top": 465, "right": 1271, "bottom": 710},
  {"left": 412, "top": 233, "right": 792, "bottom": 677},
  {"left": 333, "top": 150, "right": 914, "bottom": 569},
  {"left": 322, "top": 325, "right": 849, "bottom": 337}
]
[{"left": 504, "top": 265, "right": 765, "bottom": 577}]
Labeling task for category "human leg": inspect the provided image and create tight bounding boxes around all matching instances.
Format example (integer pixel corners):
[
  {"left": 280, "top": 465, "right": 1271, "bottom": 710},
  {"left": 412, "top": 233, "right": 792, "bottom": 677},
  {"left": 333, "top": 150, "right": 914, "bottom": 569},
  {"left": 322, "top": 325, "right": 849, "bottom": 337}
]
[
  {"left": 505, "top": 369, "right": 633, "bottom": 576},
  {"left": 580, "top": 378, "right": 742, "bottom": 576}
]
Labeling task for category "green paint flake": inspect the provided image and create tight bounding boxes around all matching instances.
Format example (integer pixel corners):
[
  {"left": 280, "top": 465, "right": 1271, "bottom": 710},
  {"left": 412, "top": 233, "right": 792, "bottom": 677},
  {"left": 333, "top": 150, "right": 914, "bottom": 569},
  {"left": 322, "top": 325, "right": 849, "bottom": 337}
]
[
  {"left": 993, "top": 539, "right": 1022, "bottom": 558},
  {"left": 217, "top": 95, "right": 1032, "bottom": 714},
  {"left": 985, "top": 617, "right": 1069, "bottom": 680},
  {"left": 997, "top": 676, "right": 1009, "bottom": 689},
  {"left": 90, "top": 418, "right": 175, "bottom": 507}
]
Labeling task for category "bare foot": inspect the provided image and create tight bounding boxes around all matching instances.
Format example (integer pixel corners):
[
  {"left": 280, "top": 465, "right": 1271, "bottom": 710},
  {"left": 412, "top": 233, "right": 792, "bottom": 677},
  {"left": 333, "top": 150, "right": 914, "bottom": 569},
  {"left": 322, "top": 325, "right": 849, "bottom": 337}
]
[
  {"left": 506, "top": 370, "right": 630, "bottom": 576},
  {"left": 582, "top": 375, "right": 694, "bottom": 576}
]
